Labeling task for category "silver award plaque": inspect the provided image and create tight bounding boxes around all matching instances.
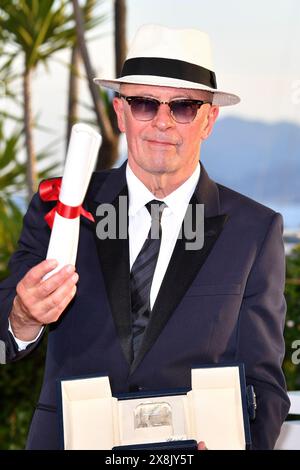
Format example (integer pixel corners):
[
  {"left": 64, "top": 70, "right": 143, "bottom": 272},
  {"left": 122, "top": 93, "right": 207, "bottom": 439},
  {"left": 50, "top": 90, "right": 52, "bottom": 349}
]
[{"left": 134, "top": 401, "right": 173, "bottom": 430}]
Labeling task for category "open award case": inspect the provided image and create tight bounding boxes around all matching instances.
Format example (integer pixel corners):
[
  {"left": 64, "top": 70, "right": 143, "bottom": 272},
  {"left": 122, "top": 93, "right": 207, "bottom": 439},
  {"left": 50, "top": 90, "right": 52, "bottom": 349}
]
[{"left": 57, "top": 364, "right": 252, "bottom": 450}]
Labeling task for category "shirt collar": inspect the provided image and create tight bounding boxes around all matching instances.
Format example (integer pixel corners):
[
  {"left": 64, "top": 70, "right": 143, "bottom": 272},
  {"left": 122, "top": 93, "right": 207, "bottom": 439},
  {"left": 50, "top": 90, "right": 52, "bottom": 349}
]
[{"left": 126, "top": 162, "right": 200, "bottom": 217}]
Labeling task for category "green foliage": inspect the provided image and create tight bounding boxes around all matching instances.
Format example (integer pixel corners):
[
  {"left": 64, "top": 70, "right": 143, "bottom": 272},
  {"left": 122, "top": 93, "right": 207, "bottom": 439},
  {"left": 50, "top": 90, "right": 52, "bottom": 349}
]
[
  {"left": 0, "top": 123, "right": 26, "bottom": 279},
  {"left": 0, "top": 0, "right": 109, "bottom": 450},
  {"left": 0, "top": 198, "right": 24, "bottom": 280},
  {"left": 0, "top": 0, "right": 107, "bottom": 71},
  {"left": 0, "top": 120, "right": 59, "bottom": 279},
  {"left": 0, "top": 123, "right": 26, "bottom": 194},
  {"left": 0, "top": 337, "right": 47, "bottom": 450},
  {"left": 0, "top": 121, "right": 58, "bottom": 449},
  {"left": 0, "top": 0, "right": 75, "bottom": 69},
  {"left": 283, "top": 245, "right": 300, "bottom": 390}
]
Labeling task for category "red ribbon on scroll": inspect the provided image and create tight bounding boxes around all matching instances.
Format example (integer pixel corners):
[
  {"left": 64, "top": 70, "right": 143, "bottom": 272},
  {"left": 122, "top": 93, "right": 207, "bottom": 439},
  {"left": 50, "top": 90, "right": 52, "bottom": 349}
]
[{"left": 39, "top": 178, "right": 95, "bottom": 229}]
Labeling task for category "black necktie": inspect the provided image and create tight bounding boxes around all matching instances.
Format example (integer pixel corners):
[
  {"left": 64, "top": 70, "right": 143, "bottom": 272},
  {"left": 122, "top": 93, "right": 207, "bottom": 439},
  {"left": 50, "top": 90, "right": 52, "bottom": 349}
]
[{"left": 130, "top": 200, "right": 166, "bottom": 358}]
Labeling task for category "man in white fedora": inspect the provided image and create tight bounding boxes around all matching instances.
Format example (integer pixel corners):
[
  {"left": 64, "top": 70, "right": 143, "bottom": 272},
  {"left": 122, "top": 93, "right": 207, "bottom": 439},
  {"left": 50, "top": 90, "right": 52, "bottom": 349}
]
[{"left": 0, "top": 24, "right": 289, "bottom": 450}]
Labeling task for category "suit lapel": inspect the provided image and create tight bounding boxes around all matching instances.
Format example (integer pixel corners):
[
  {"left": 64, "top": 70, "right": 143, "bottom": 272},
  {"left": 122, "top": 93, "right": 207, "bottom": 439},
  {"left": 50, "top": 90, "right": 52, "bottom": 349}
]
[
  {"left": 87, "top": 163, "right": 133, "bottom": 365},
  {"left": 130, "top": 164, "right": 229, "bottom": 373},
  {"left": 87, "top": 162, "right": 228, "bottom": 372}
]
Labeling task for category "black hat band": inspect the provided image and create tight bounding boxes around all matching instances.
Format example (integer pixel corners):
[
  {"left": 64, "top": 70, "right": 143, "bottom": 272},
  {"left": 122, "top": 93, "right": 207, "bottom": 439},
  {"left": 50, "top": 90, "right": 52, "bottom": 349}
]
[{"left": 121, "top": 57, "right": 217, "bottom": 89}]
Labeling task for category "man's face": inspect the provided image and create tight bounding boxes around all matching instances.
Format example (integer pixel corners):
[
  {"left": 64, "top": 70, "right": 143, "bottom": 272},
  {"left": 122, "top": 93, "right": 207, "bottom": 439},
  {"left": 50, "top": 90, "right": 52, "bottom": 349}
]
[{"left": 113, "top": 84, "right": 219, "bottom": 182}]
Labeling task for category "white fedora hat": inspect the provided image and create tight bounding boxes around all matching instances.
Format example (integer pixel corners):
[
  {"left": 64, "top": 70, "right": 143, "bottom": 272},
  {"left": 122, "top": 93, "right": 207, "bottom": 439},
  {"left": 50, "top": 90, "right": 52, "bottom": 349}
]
[{"left": 94, "top": 24, "right": 240, "bottom": 107}]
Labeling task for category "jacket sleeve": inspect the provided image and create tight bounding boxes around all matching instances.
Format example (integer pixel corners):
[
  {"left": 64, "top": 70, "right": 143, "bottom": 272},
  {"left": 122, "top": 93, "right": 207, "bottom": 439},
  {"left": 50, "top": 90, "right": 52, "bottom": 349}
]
[
  {"left": 0, "top": 192, "right": 51, "bottom": 363},
  {"left": 236, "top": 212, "right": 290, "bottom": 449}
]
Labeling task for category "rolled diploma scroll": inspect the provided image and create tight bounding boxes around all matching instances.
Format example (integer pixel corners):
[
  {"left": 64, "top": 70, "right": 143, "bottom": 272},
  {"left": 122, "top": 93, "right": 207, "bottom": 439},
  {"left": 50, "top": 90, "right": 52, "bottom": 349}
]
[{"left": 45, "top": 123, "right": 101, "bottom": 279}]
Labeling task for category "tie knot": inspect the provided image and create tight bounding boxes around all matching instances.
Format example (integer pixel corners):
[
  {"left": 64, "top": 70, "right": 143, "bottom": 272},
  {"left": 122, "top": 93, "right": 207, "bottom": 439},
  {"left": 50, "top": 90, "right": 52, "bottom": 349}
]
[{"left": 145, "top": 199, "right": 166, "bottom": 222}]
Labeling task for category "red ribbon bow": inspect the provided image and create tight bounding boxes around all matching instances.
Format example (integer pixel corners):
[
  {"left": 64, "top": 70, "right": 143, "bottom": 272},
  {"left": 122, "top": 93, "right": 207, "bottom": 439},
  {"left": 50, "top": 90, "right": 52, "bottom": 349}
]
[{"left": 39, "top": 178, "right": 95, "bottom": 229}]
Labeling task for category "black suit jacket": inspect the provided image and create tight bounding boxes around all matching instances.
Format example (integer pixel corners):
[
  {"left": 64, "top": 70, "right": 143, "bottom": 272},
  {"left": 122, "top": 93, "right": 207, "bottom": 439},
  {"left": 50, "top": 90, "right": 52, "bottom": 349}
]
[{"left": 0, "top": 162, "right": 290, "bottom": 449}]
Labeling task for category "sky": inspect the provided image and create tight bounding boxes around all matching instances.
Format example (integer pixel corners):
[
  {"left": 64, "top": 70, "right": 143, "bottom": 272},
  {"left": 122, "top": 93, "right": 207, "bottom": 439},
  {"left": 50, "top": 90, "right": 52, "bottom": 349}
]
[
  {"left": 2, "top": 0, "right": 300, "bottom": 165},
  {"left": 95, "top": 0, "right": 300, "bottom": 123},
  {"left": 128, "top": 0, "right": 300, "bottom": 124}
]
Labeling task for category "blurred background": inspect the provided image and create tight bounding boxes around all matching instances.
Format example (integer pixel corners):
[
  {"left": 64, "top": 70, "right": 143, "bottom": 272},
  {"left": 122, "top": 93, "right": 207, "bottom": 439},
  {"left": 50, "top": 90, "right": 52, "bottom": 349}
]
[{"left": 0, "top": 0, "right": 299, "bottom": 449}]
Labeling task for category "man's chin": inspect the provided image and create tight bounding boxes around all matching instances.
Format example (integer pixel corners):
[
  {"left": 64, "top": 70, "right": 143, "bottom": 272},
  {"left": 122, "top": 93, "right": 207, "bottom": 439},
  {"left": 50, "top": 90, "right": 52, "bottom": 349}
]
[
  {"left": 144, "top": 164, "right": 177, "bottom": 176},
  {"left": 128, "top": 155, "right": 180, "bottom": 178},
  {"left": 142, "top": 156, "right": 180, "bottom": 175}
]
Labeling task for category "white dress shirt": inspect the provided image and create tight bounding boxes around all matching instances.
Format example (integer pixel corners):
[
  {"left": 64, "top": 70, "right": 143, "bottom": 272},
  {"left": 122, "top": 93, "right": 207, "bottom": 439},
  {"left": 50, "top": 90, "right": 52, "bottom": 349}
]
[
  {"left": 8, "top": 320, "right": 44, "bottom": 350},
  {"left": 10, "top": 162, "right": 200, "bottom": 349},
  {"left": 127, "top": 162, "right": 200, "bottom": 309}
]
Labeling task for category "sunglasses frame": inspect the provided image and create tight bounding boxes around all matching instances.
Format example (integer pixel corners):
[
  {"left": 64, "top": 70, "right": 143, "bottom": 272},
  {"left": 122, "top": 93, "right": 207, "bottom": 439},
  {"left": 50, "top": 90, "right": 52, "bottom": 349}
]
[{"left": 119, "top": 94, "right": 212, "bottom": 123}]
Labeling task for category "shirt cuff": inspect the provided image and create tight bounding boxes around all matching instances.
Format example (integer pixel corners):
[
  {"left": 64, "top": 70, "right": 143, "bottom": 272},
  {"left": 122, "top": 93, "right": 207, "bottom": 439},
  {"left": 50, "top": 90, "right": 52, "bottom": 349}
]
[{"left": 8, "top": 319, "right": 44, "bottom": 351}]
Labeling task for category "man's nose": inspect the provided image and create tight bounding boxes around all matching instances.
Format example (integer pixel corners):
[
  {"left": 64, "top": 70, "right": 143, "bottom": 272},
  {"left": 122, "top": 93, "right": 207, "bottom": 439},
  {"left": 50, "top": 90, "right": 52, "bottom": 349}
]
[{"left": 151, "top": 103, "right": 174, "bottom": 130}]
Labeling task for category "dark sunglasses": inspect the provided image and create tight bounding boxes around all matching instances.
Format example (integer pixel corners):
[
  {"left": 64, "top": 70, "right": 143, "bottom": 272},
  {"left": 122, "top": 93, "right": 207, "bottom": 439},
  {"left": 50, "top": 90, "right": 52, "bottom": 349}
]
[{"left": 119, "top": 94, "right": 211, "bottom": 124}]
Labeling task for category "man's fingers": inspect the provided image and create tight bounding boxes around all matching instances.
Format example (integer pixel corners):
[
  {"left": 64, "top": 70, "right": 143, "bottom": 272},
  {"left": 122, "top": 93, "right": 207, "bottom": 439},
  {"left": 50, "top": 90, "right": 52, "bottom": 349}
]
[
  {"left": 43, "top": 273, "right": 78, "bottom": 311},
  {"left": 197, "top": 441, "right": 207, "bottom": 450},
  {"left": 20, "top": 272, "right": 78, "bottom": 324},
  {"left": 11, "top": 261, "right": 79, "bottom": 333},
  {"left": 16, "top": 262, "right": 78, "bottom": 324},
  {"left": 35, "top": 264, "right": 76, "bottom": 299},
  {"left": 44, "top": 286, "right": 77, "bottom": 323},
  {"left": 22, "top": 259, "right": 58, "bottom": 289}
]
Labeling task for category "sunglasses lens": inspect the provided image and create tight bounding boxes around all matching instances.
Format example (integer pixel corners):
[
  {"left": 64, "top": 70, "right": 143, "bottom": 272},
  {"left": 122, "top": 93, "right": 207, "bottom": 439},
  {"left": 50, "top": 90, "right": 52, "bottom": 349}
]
[
  {"left": 130, "top": 98, "right": 158, "bottom": 121},
  {"left": 124, "top": 96, "right": 205, "bottom": 123},
  {"left": 170, "top": 101, "right": 198, "bottom": 123}
]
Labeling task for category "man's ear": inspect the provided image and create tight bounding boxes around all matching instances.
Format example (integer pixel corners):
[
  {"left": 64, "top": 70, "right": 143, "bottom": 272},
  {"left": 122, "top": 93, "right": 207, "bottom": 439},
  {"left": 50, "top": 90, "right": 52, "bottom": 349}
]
[
  {"left": 202, "top": 105, "right": 219, "bottom": 140},
  {"left": 113, "top": 97, "right": 126, "bottom": 132}
]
